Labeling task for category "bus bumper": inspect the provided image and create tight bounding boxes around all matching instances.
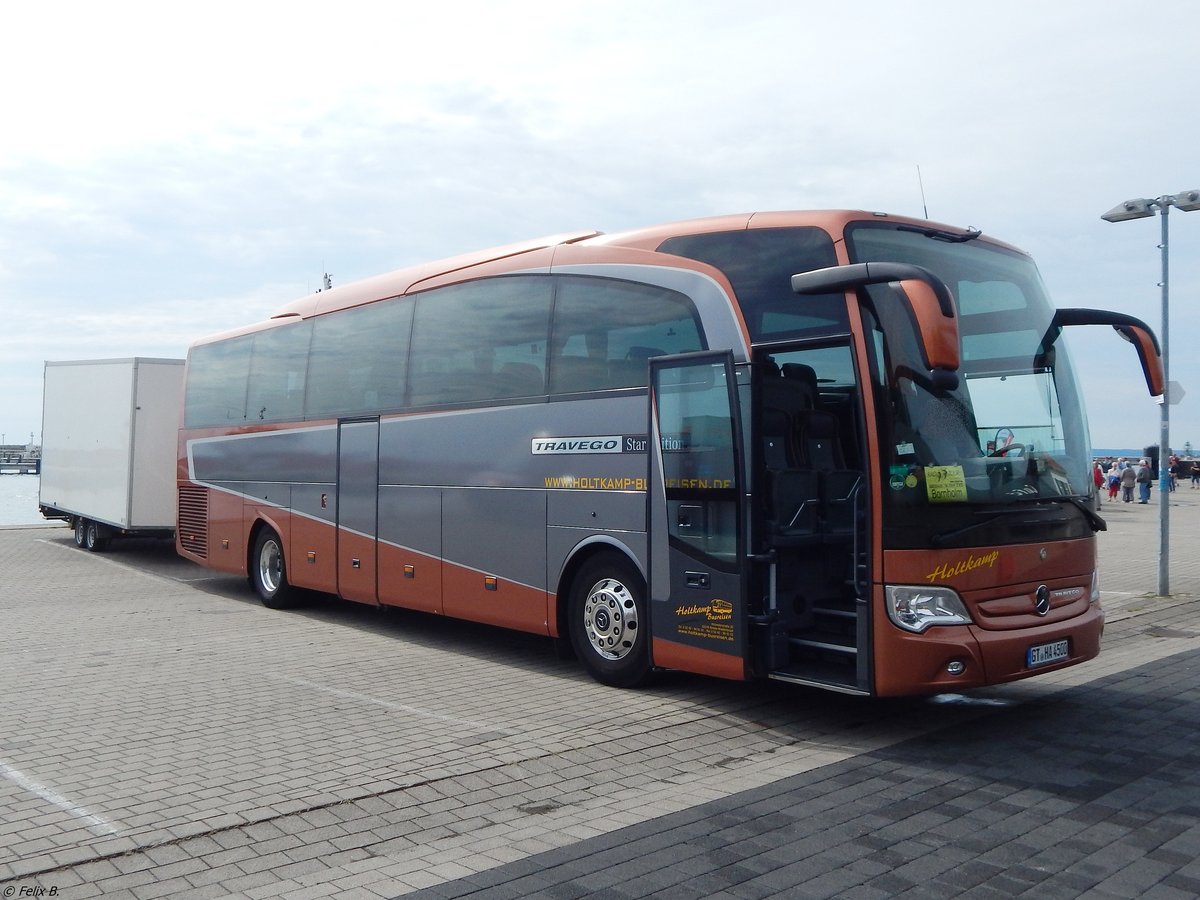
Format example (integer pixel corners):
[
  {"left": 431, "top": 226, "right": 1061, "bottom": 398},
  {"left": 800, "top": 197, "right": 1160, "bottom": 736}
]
[{"left": 872, "top": 603, "right": 1104, "bottom": 697}]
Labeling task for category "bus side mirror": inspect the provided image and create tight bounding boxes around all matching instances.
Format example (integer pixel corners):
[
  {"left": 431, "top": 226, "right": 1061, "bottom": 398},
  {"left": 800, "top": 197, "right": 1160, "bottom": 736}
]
[
  {"left": 895, "top": 278, "right": 961, "bottom": 374},
  {"left": 1050, "top": 308, "right": 1164, "bottom": 397},
  {"left": 792, "top": 262, "right": 961, "bottom": 384}
]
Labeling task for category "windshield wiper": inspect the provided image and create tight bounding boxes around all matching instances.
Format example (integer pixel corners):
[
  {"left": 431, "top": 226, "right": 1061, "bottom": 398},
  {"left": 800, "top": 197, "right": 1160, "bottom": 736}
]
[
  {"left": 930, "top": 502, "right": 1084, "bottom": 547},
  {"left": 1063, "top": 496, "right": 1107, "bottom": 532},
  {"left": 995, "top": 491, "right": 1107, "bottom": 533},
  {"left": 896, "top": 224, "right": 983, "bottom": 243},
  {"left": 931, "top": 507, "right": 1040, "bottom": 547}
]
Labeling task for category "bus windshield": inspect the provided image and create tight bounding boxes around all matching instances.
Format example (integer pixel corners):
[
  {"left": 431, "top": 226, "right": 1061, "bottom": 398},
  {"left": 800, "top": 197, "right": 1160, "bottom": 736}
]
[{"left": 847, "top": 223, "right": 1095, "bottom": 547}]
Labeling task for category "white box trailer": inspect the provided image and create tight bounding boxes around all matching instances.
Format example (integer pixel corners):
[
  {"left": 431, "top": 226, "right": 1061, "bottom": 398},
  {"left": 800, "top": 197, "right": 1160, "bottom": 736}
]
[{"left": 39, "top": 358, "right": 184, "bottom": 550}]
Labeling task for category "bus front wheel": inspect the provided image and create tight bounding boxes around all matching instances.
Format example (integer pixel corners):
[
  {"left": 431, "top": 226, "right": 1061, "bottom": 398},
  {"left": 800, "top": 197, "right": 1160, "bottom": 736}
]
[
  {"left": 568, "top": 553, "right": 651, "bottom": 688},
  {"left": 251, "top": 528, "right": 296, "bottom": 609}
]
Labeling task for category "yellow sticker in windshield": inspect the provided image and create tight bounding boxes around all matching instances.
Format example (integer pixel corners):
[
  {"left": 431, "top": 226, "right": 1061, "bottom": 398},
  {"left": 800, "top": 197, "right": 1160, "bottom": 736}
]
[{"left": 924, "top": 465, "right": 968, "bottom": 503}]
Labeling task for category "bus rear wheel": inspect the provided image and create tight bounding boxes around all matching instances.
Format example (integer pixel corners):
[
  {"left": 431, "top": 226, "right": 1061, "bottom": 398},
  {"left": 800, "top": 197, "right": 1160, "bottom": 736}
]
[
  {"left": 251, "top": 528, "right": 296, "bottom": 609},
  {"left": 568, "top": 553, "right": 651, "bottom": 688}
]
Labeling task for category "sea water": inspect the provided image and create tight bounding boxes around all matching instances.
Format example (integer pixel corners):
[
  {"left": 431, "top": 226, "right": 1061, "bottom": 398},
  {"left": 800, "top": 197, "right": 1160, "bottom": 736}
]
[{"left": 0, "top": 475, "right": 45, "bottom": 527}]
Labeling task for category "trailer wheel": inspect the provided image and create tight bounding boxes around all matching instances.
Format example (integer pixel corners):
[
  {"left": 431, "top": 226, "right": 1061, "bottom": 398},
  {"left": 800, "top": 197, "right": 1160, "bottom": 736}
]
[
  {"left": 84, "top": 521, "right": 109, "bottom": 552},
  {"left": 74, "top": 518, "right": 87, "bottom": 548},
  {"left": 251, "top": 528, "right": 296, "bottom": 609},
  {"left": 568, "top": 552, "right": 652, "bottom": 688}
]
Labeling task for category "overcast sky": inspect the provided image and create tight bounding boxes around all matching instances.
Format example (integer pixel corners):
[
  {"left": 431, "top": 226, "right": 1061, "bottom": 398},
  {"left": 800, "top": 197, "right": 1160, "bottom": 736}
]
[{"left": 2, "top": 0, "right": 1196, "bottom": 452}]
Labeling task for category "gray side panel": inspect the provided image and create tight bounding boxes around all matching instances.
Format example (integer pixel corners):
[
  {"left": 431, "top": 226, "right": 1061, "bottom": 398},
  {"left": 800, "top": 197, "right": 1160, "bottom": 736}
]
[
  {"left": 378, "top": 485, "right": 442, "bottom": 558},
  {"left": 337, "top": 421, "right": 379, "bottom": 537},
  {"left": 189, "top": 395, "right": 653, "bottom": 592},
  {"left": 242, "top": 482, "right": 292, "bottom": 509},
  {"left": 378, "top": 397, "right": 648, "bottom": 489},
  {"left": 293, "top": 482, "right": 336, "bottom": 526},
  {"left": 442, "top": 488, "right": 546, "bottom": 590},
  {"left": 190, "top": 427, "right": 337, "bottom": 485},
  {"left": 547, "top": 489, "right": 645, "bottom": 531},
  {"left": 548, "top": 527, "right": 649, "bottom": 590}
]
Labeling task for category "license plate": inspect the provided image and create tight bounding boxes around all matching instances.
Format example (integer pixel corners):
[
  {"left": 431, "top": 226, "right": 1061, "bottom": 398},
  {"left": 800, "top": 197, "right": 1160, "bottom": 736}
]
[{"left": 1027, "top": 639, "right": 1069, "bottom": 668}]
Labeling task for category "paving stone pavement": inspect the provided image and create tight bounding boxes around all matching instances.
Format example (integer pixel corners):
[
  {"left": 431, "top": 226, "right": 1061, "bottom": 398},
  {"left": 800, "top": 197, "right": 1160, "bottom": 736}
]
[
  {"left": 0, "top": 486, "right": 1198, "bottom": 899},
  {"left": 406, "top": 627, "right": 1200, "bottom": 900}
]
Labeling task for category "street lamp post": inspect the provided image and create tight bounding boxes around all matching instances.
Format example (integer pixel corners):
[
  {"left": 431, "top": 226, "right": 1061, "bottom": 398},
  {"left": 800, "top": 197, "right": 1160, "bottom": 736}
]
[{"left": 1102, "top": 190, "right": 1200, "bottom": 596}]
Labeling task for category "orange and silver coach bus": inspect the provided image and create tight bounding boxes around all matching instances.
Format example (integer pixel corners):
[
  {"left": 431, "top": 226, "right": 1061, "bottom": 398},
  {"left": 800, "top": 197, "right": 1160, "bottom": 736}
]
[{"left": 176, "top": 210, "right": 1163, "bottom": 696}]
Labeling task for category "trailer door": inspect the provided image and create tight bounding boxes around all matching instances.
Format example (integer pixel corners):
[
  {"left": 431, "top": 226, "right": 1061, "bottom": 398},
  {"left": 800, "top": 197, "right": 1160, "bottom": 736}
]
[{"left": 648, "top": 352, "right": 748, "bottom": 678}]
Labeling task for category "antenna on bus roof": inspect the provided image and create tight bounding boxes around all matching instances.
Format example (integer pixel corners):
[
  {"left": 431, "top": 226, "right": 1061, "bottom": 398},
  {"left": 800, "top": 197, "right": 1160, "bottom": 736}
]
[{"left": 917, "top": 165, "right": 930, "bottom": 219}]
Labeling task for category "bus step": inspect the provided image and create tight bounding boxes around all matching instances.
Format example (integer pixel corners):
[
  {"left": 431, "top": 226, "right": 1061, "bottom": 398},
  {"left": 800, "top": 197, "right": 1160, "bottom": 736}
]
[
  {"left": 789, "top": 637, "right": 857, "bottom": 656},
  {"left": 769, "top": 656, "right": 861, "bottom": 692},
  {"left": 811, "top": 606, "right": 856, "bottom": 620},
  {"left": 768, "top": 668, "right": 867, "bottom": 695}
]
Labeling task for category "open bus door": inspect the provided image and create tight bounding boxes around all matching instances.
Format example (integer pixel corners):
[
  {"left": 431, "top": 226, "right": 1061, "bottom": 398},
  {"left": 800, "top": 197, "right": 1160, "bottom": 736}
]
[{"left": 647, "top": 351, "right": 750, "bottom": 681}]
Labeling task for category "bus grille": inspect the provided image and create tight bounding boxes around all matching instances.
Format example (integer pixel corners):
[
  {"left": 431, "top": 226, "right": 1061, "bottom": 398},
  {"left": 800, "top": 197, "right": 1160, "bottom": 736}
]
[{"left": 177, "top": 486, "right": 209, "bottom": 559}]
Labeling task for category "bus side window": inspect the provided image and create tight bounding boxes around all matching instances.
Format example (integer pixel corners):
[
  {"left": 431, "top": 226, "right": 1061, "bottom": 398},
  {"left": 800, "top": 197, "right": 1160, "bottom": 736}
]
[
  {"left": 184, "top": 335, "right": 254, "bottom": 427},
  {"left": 306, "top": 298, "right": 412, "bottom": 418},
  {"left": 549, "top": 276, "right": 703, "bottom": 394},
  {"left": 246, "top": 321, "right": 312, "bottom": 422},
  {"left": 408, "top": 276, "right": 552, "bottom": 407}
]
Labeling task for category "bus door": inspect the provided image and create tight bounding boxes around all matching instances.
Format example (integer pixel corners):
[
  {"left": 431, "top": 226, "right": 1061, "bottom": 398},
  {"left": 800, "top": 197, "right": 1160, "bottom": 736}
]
[
  {"left": 648, "top": 352, "right": 749, "bottom": 679},
  {"left": 337, "top": 417, "right": 380, "bottom": 605},
  {"left": 756, "top": 342, "right": 870, "bottom": 694}
]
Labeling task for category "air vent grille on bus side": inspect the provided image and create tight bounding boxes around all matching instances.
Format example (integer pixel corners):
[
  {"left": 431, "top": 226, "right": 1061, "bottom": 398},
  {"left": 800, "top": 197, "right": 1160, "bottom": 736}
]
[{"left": 177, "top": 486, "right": 209, "bottom": 558}]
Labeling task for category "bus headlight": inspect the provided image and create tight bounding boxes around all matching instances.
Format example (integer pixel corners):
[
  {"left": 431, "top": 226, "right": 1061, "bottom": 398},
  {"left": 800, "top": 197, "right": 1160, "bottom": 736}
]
[
  {"left": 886, "top": 585, "right": 973, "bottom": 633},
  {"left": 1090, "top": 569, "right": 1100, "bottom": 605}
]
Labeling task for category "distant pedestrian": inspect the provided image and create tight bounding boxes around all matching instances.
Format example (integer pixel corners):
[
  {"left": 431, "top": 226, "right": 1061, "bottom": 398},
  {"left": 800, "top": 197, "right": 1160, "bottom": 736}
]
[
  {"left": 1168, "top": 457, "right": 1179, "bottom": 492},
  {"left": 1120, "top": 465, "right": 1137, "bottom": 502},
  {"left": 1192, "top": 463, "right": 1200, "bottom": 489},
  {"left": 1136, "top": 459, "right": 1152, "bottom": 504},
  {"left": 1107, "top": 464, "right": 1121, "bottom": 501}
]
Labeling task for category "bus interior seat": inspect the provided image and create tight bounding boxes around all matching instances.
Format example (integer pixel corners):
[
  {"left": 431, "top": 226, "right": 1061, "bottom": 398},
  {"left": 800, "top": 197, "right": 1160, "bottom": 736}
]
[
  {"left": 607, "top": 359, "right": 644, "bottom": 388},
  {"left": 762, "top": 406, "right": 792, "bottom": 470},
  {"left": 761, "top": 370, "right": 810, "bottom": 469},
  {"left": 551, "top": 356, "right": 609, "bottom": 393},
  {"left": 783, "top": 363, "right": 851, "bottom": 472},
  {"left": 765, "top": 361, "right": 863, "bottom": 545},
  {"left": 626, "top": 345, "right": 665, "bottom": 362},
  {"left": 769, "top": 468, "right": 822, "bottom": 545},
  {"left": 799, "top": 410, "right": 845, "bottom": 470},
  {"left": 497, "top": 362, "right": 545, "bottom": 397},
  {"left": 823, "top": 471, "right": 863, "bottom": 537},
  {"left": 608, "top": 346, "right": 665, "bottom": 388},
  {"left": 781, "top": 362, "right": 818, "bottom": 402}
]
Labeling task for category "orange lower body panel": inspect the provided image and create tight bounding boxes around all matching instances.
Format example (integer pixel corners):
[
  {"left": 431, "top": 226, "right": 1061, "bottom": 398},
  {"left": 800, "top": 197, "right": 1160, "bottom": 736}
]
[
  {"left": 872, "top": 602, "right": 1104, "bottom": 697},
  {"left": 652, "top": 637, "right": 748, "bottom": 682},
  {"left": 378, "top": 542, "right": 443, "bottom": 614},
  {"left": 442, "top": 565, "right": 551, "bottom": 635}
]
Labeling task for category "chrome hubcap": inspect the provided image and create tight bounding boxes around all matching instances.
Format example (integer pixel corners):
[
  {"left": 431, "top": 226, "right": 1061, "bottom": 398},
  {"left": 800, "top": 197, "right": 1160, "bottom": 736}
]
[
  {"left": 259, "top": 539, "right": 282, "bottom": 594},
  {"left": 582, "top": 577, "right": 639, "bottom": 660}
]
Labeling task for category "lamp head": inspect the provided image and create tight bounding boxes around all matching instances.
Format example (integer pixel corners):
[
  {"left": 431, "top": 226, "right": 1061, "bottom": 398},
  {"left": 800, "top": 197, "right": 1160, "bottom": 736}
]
[
  {"left": 1102, "top": 197, "right": 1157, "bottom": 223},
  {"left": 1170, "top": 190, "right": 1200, "bottom": 213}
]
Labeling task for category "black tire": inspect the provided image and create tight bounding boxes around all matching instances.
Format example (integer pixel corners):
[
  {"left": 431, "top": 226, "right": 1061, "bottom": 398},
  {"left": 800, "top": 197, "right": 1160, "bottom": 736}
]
[
  {"left": 568, "top": 552, "right": 651, "bottom": 688},
  {"left": 250, "top": 527, "right": 296, "bottom": 609},
  {"left": 84, "top": 521, "right": 109, "bottom": 552},
  {"left": 74, "top": 518, "right": 87, "bottom": 548}
]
